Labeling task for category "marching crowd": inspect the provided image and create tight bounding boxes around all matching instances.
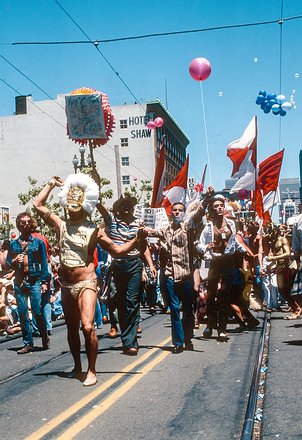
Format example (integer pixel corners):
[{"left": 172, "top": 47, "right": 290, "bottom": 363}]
[{"left": 1, "top": 172, "right": 302, "bottom": 387}]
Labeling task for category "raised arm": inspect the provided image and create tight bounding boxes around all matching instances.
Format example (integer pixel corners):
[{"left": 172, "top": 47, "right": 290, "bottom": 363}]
[
  {"left": 33, "top": 176, "right": 64, "bottom": 232},
  {"left": 96, "top": 202, "right": 110, "bottom": 223},
  {"left": 185, "top": 186, "right": 214, "bottom": 228}
]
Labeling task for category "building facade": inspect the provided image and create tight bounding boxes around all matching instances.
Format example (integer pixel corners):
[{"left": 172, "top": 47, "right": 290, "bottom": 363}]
[
  {"left": 279, "top": 177, "right": 300, "bottom": 222},
  {"left": 0, "top": 94, "right": 189, "bottom": 220}
]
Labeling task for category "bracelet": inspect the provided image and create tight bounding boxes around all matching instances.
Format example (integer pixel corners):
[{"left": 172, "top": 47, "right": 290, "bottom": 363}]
[{"left": 47, "top": 178, "right": 56, "bottom": 189}]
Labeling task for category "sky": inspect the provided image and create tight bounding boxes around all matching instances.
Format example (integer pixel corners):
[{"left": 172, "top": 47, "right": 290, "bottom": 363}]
[{"left": 1, "top": 0, "right": 302, "bottom": 191}]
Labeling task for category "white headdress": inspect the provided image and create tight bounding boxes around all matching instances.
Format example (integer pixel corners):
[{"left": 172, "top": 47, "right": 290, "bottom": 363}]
[{"left": 58, "top": 173, "right": 99, "bottom": 215}]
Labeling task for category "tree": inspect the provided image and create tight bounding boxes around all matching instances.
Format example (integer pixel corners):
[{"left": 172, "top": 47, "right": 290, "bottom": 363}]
[
  {"left": 18, "top": 177, "right": 62, "bottom": 244},
  {"left": 0, "top": 223, "right": 14, "bottom": 240},
  {"left": 124, "top": 179, "right": 153, "bottom": 207}
]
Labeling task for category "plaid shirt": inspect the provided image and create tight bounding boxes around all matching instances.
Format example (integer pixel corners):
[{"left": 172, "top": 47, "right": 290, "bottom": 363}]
[
  {"left": 148, "top": 201, "right": 207, "bottom": 282},
  {"left": 156, "top": 223, "right": 193, "bottom": 283}
]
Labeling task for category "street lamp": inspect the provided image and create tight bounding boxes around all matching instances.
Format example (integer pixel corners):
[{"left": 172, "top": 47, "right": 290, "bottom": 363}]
[
  {"left": 79, "top": 144, "right": 86, "bottom": 169},
  {"left": 72, "top": 154, "right": 79, "bottom": 173},
  {"left": 72, "top": 145, "right": 91, "bottom": 173},
  {"left": 71, "top": 141, "right": 101, "bottom": 187}
]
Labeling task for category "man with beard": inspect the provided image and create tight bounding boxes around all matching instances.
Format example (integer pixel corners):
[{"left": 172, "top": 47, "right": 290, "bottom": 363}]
[{"left": 6, "top": 212, "right": 50, "bottom": 353}]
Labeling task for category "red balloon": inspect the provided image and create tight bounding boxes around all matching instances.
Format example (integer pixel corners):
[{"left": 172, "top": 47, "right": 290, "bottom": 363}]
[
  {"left": 10, "top": 232, "right": 16, "bottom": 239},
  {"left": 147, "top": 120, "right": 156, "bottom": 129},
  {"left": 189, "top": 57, "right": 212, "bottom": 81},
  {"left": 154, "top": 117, "right": 164, "bottom": 128}
]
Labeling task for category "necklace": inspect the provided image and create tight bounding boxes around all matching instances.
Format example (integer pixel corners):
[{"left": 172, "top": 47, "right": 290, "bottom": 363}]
[{"left": 214, "top": 222, "right": 229, "bottom": 240}]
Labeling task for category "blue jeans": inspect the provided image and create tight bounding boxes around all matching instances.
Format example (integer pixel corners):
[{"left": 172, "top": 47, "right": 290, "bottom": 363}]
[
  {"left": 113, "top": 257, "right": 142, "bottom": 349},
  {"left": 165, "top": 276, "right": 194, "bottom": 347},
  {"left": 94, "top": 298, "right": 103, "bottom": 327},
  {"left": 15, "top": 278, "right": 47, "bottom": 346},
  {"left": 51, "top": 291, "right": 64, "bottom": 318},
  {"left": 32, "top": 290, "right": 52, "bottom": 332}
]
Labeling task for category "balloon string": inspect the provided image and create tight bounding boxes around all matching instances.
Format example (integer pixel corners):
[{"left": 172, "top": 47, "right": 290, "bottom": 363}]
[
  {"left": 199, "top": 82, "right": 212, "bottom": 185},
  {"left": 278, "top": 0, "right": 284, "bottom": 152}
]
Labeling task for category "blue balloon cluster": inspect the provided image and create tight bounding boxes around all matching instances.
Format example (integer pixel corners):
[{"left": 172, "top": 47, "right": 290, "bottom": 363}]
[{"left": 255, "top": 90, "right": 292, "bottom": 116}]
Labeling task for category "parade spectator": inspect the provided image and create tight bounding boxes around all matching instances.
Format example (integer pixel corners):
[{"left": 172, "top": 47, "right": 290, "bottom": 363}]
[
  {"left": 6, "top": 212, "right": 50, "bottom": 353},
  {"left": 0, "top": 239, "right": 11, "bottom": 276},
  {"left": 287, "top": 211, "right": 302, "bottom": 319},
  {"left": 0, "top": 278, "right": 21, "bottom": 335},
  {"left": 33, "top": 174, "right": 145, "bottom": 385}
]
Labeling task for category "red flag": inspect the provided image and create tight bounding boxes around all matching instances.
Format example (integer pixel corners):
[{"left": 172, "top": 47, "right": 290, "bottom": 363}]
[
  {"left": 227, "top": 116, "right": 257, "bottom": 177},
  {"left": 253, "top": 149, "right": 284, "bottom": 219},
  {"left": 253, "top": 188, "right": 264, "bottom": 219},
  {"left": 162, "top": 156, "right": 189, "bottom": 216},
  {"left": 257, "top": 149, "right": 284, "bottom": 195},
  {"left": 263, "top": 210, "right": 272, "bottom": 226},
  {"left": 150, "top": 136, "right": 166, "bottom": 208}
]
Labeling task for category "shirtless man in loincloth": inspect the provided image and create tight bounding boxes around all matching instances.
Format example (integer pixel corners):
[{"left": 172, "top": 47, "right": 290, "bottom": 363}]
[{"left": 33, "top": 173, "right": 143, "bottom": 386}]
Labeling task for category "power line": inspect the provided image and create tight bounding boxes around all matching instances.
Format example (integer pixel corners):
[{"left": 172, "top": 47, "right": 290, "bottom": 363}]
[
  {"left": 55, "top": 0, "right": 144, "bottom": 111},
  {"left": 6, "top": 14, "right": 302, "bottom": 46},
  {"left": 0, "top": 54, "right": 65, "bottom": 110}
]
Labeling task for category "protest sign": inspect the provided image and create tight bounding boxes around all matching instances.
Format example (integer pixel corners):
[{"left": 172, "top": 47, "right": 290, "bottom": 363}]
[{"left": 65, "top": 94, "right": 106, "bottom": 140}]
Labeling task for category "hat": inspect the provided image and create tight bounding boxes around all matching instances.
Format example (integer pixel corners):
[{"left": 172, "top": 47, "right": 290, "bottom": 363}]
[{"left": 112, "top": 195, "right": 138, "bottom": 213}]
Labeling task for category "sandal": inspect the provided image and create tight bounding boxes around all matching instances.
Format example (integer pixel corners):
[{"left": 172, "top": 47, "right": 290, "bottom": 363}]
[{"left": 284, "top": 313, "right": 301, "bottom": 320}]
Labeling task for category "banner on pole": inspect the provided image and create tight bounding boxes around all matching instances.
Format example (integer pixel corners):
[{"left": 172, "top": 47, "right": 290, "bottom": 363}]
[{"left": 65, "top": 94, "right": 106, "bottom": 140}]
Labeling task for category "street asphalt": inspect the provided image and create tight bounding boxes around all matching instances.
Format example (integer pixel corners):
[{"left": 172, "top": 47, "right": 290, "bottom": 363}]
[{"left": 1, "top": 308, "right": 299, "bottom": 439}]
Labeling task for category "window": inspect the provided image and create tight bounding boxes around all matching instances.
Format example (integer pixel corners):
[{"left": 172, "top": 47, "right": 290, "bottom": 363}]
[
  {"left": 121, "top": 138, "right": 128, "bottom": 147},
  {"left": 121, "top": 156, "right": 129, "bottom": 166},
  {"left": 120, "top": 119, "right": 128, "bottom": 129},
  {"left": 122, "top": 175, "right": 130, "bottom": 185}
]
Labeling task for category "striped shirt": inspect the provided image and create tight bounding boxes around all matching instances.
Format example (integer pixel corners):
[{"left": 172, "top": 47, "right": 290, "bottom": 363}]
[{"left": 104, "top": 212, "right": 141, "bottom": 258}]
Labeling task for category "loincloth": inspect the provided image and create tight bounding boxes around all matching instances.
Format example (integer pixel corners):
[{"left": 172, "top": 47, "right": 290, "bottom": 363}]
[{"left": 59, "top": 278, "right": 97, "bottom": 300}]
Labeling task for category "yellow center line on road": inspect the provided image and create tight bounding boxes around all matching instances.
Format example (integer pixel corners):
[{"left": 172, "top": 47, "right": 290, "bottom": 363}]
[
  {"left": 56, "top": 348, "right": 171, "bottom": 440},
  {"left": 25, "top": 336, "right": 171, "bottom": 440}
]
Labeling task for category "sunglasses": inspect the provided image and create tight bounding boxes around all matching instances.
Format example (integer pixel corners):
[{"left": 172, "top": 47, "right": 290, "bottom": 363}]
[{"left": 19, "top": 220, "right": 32, "bottom": 226}]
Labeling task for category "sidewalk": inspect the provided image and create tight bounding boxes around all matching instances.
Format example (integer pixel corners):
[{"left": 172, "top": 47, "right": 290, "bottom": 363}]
[{"left": 262, "top": 311, "right": 302, "bottom": 439}]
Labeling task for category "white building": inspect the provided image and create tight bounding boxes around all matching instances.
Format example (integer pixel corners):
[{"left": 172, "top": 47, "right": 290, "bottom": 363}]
[{"left": 0, "top": 94, "right": 189, "bottom": 220}]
